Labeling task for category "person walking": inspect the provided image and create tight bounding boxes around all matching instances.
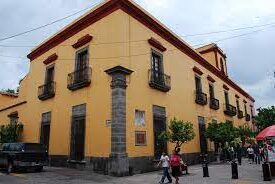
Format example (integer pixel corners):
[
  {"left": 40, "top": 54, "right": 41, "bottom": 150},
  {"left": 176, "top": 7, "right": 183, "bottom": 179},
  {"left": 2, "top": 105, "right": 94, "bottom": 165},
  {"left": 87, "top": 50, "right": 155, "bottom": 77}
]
[
  {"left": 158, "top": 152, "right": 172, "bottom": 184},
  {"left": 253, "top": 143, "right": 260, "bottom": 164},
  {"left": 170, "top": 148, "right": 182, "bottom": 184},
  {"left": 236, "top": 144, "right": 242, "bottom": 165},
  {"left": 247, "top": 145, "right": 254, "bottom": 164}
]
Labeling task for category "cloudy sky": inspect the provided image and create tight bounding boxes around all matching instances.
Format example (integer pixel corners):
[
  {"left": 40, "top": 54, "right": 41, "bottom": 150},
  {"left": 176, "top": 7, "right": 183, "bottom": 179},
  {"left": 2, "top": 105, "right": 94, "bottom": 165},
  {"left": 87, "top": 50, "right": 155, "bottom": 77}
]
[{"left": 0, "top": 0, "right": 274, "bottom": 109}]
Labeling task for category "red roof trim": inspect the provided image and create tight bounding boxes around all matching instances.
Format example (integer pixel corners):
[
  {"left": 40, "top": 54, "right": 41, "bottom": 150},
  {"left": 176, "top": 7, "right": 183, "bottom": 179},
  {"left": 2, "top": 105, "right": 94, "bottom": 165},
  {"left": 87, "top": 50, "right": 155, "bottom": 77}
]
[
  {"left": 72, "top": 34, "right": 93, "bottom": 49},
  {"left": 26, "top": 0, "right": 254, "bottom": 102},
  {"left": 223, "top": 84, "right": 229, "bottom": 90},
  {"left": 148, "top": 37, "right": 166, "bottom": 52},
  {"left": 193, "top": 66, "right": 203, "bottom": 75},
  {"left": 207, "top": 75, "right": 215, "bottom": 83},
  {"left": 43, "top": 53, "right": 58, "bottom": 65}
]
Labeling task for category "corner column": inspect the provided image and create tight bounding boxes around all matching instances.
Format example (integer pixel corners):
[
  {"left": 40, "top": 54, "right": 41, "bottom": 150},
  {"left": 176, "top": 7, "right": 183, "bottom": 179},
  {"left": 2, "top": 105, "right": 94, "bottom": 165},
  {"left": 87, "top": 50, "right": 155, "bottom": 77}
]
[{"left": 105, "top": 66, "right": 133, "bottom": 176}]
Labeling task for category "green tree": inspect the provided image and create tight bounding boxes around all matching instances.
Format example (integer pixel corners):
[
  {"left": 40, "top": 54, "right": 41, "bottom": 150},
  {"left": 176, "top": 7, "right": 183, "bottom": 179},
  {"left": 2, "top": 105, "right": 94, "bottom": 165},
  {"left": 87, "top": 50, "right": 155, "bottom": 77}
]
[
  {"left": 206, "top": 121, "right": 238, "bottom": 146},
  {"left": 0, "top": 123, "right": 23, "bottom": 143},
  {"left": 2, "top": 88, "right": 16, "bottom": 94},
  {"left": 159, "top": 118, "right": 195, "bottom": 150},
  {"left": 255, "top": 106, "right": 275, "bottom": 131},
  {"left": 237, "top": 125, "right": 254, "bottom": 146}
]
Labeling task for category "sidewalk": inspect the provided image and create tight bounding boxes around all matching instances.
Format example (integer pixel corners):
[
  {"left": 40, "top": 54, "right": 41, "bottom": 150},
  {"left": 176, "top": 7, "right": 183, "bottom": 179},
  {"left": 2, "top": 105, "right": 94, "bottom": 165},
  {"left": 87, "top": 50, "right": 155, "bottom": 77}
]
[{"left": 113, "top": 159, "right": 271, "bottom": 184}]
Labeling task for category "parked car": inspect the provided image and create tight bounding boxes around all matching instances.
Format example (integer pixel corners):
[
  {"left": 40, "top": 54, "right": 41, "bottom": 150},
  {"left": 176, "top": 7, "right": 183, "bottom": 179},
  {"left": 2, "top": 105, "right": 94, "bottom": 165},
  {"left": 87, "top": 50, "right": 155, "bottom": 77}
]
[{"left": 0, "top": 143, "right": 48, "bottom": 174}]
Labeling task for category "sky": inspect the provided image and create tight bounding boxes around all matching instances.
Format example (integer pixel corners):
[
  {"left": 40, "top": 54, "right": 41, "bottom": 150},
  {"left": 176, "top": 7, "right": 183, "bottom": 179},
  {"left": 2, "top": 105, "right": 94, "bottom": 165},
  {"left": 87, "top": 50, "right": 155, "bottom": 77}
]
[{"left": 0, "top": 0, "right": 274, "bottom": 109}]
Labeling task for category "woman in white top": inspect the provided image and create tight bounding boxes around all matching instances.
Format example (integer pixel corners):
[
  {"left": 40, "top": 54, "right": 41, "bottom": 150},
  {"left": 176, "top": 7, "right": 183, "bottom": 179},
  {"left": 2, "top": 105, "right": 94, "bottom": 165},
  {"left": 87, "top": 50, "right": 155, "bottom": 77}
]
[
  {"left": 158, "top": 152, "right": 172, "bottom": 184},
  {"left": 247, "top": 145, "right": 254, "bottom": 164}
]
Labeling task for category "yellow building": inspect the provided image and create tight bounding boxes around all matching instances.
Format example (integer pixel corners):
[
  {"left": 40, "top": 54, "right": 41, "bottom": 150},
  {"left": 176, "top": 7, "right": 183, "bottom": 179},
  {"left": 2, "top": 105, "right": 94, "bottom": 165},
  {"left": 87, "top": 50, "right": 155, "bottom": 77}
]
[{"left": 0, "top": 0, "right": 255, "bottom": 176}]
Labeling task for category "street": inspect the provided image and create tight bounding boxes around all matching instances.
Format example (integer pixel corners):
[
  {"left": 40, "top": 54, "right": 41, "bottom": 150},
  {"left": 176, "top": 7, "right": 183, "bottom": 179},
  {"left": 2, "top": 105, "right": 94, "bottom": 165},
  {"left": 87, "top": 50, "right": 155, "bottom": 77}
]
[{"left": 0, "top": 159, "right": 272, "bottom": 184}]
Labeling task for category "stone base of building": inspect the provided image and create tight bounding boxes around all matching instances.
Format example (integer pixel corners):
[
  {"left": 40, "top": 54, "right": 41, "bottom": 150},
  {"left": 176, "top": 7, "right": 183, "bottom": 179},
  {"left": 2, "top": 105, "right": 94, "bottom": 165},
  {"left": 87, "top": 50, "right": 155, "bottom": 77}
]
[{"left": 48, "top": 152, "right": 216, "bottom": 176}]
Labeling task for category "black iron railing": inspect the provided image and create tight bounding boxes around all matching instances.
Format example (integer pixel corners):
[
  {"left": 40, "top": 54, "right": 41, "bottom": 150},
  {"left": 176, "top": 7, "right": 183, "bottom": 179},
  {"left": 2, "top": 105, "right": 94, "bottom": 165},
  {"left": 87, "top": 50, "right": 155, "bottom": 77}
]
[
  {"left": 148, "top": 69, "right": 171, "bottom": 92},
  {"left": 209, "top": 97, "right": 219, "bottom": 110},
  {"left": 67, "top": 67, "right": 91, "bottom": 91},
  {"left": 38, "top": 81, "right": 56, "bottom": 100},
  {"left": 195, "top": 91, "right": 207, "bottom": 105},
  {"left": 224, "top": 103, "right": 237, "bottom": 116}
]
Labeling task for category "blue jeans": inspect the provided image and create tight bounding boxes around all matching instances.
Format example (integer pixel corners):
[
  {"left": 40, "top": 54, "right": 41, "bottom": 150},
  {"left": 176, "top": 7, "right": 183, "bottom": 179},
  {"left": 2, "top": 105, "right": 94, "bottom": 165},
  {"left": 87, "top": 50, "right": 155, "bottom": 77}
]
[{"left": 161, "top": 167, "right": 172, "bottom": 183}]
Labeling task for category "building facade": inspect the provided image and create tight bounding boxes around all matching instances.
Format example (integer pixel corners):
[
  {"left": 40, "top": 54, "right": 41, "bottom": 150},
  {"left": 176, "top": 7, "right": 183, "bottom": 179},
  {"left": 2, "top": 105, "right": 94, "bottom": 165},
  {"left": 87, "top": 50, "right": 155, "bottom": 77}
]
[{"left": 0, "top": 0, "right": 255, "bottom": 176}]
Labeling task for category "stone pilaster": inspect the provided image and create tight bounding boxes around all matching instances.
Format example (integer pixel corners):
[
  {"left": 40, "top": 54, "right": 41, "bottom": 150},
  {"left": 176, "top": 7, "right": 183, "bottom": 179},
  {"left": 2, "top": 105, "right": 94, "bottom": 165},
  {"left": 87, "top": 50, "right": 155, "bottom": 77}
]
[{"left": 105, "top": 66, "right": 133, "bottom": 177}]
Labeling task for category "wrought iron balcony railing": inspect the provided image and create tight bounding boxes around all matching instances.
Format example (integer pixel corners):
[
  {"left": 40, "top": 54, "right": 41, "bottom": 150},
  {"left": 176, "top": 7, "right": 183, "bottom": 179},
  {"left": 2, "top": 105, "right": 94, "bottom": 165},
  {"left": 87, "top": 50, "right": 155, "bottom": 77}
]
[
  {"left": 224, "top": 103, "right": 237, "bottom": 116},
  {"left": 246, "top": 114, "right": 251, "bottom": 121},
  {"left": 38, "top": 81, "right": 56, "bottom": 100},
  {"left": 148, "top": 69, "right": 171, "bottom": 92},
  {"left": 237, "top": 110, "right": 244, "bottom": 119},
  {"left": 195, "top": 91, "right": 207, "bottom": 105},
  {"left": 209, "top": 97, "right": 219, "bottom": 110},
  {"left": 67, "top": 67, "right": 91, "bottom": 91}
]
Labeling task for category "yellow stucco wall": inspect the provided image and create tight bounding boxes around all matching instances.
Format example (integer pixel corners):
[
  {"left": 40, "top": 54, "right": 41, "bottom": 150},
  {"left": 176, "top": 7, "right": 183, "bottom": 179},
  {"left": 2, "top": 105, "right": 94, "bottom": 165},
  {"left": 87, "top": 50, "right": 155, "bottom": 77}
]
[{"left": 0, "top": 9, "right": 254, "bottom": 158}]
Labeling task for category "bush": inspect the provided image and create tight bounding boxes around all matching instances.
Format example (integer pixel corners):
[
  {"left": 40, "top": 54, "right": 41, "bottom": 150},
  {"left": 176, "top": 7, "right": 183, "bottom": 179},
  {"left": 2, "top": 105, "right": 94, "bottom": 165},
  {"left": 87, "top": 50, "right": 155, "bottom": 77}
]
[{"left": 0, "top": 123, "right": 23, "bottom": 143}]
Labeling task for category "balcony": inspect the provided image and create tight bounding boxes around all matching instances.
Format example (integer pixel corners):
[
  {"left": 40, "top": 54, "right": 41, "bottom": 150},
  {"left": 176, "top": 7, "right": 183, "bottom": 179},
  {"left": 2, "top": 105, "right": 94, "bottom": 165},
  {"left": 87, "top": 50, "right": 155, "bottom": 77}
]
[
  {"left": 237, "top": 110, "right": 244, "bottom": 119},
  {"left": 224, "top": 103, "right": 237, "bottom": 117},
  {"left": 67, "top": 67, "right": 91, "bottom": 91},
  {"left": 209, "top": 97, "right": 219, "bottom": 110},
  {"left": 195, "top": 91, "right": 207, "bottom": 106},
  {"left": 148, "top": 69, "right": 171, "bottom": 92},
  {"left": 38, "top": 81, "right": 56, "bottom": 101},
  {"left": 246, "top": 114, "right": 251, "bottom": 121}
]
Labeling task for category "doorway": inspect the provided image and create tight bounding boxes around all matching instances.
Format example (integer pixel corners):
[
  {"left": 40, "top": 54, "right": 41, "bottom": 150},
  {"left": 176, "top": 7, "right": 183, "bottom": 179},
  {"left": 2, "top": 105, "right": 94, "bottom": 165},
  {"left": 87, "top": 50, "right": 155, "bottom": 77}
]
[{"left": 153, "top": 117, "right": 167, "bottom": 159}]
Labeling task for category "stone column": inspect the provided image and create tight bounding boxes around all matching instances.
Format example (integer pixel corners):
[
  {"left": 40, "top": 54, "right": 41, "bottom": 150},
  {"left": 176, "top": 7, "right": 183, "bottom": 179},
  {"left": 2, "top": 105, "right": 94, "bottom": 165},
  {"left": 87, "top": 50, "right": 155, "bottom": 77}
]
[{"left": 105, "top": 66, "right": 133, "bottom": 177}]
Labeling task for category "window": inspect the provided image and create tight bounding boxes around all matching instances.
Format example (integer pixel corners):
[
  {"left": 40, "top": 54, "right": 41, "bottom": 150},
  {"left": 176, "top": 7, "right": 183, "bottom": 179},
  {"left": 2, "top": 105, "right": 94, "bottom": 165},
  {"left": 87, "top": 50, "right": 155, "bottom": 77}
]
[
  {"left": 224, "top": 91, "right": 229, "bottom": 104},
  {"left": 151, "top": 50, "right": 163, "bottom": 73},
  {"left": 45, "top": 65, "right": 55, "bottom": 84},
  {"left": 8, "top": 112, "right": 18, "bottom": 124},
  {"left": 75, "top": 48, "right": 88, "bottom": 71},
  {"left": 135, "top": 110, "right": 145, "bottom": 126},
  {"left": 135, "top": 131, "right": 146, "bottom": 146},
  {"left": 195, "top": 76, "right": 202, "bottom": 93},
  {"left": 209, "top": 84, "right": 215, "bottom": 99},
  {"left": 236, "top": 99, "right": 240, "bottom": 111}
]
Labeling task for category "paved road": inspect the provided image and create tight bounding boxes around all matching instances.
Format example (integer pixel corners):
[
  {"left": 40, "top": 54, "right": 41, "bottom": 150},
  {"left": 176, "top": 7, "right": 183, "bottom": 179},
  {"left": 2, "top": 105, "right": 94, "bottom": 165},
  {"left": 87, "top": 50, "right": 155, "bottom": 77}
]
[{"left": 0, "top": 159, "right": 273, "bottom": 184}]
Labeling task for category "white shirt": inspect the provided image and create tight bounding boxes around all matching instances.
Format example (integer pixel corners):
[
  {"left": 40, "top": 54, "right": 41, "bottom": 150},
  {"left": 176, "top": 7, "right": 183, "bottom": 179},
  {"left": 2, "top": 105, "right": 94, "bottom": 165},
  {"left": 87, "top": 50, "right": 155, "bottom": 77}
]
[
  {"left": 247, "top": 148, "right": 254, "bottom": 154},
  {"left": 160, "top": 155, "right": 170, "bottom": 168}
]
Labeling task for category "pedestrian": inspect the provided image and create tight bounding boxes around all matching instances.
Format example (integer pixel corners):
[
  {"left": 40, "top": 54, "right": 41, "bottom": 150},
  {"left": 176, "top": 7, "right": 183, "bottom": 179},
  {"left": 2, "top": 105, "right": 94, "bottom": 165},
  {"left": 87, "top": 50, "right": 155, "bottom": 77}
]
[
  {"left": 259, "top": 146, "right": 265, "bottom": 162},
  {"left": 170, "top": 148, "right": 182, "bottom": 184},
  {"left": 247, "top": 145, "right": 254, "bottom": 164},
  {"left": 236, "top": 144, "right": 242, "bottom": 165},
  {"left": 253, "top": 143, "right": 260, "bottom": 164},
  {"left": 157, "top": 152, "right": 172, "bottom": 184}
]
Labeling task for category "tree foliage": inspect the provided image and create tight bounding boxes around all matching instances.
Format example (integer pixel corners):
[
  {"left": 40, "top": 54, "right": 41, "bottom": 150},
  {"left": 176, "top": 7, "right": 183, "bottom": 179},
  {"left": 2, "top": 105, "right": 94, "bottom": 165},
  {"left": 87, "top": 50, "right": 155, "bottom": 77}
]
[
  {"left": 205, "top": 121, "right": 238, "bottom": 145},
  {"left": 237, "top": 125, "right": 254, "bottom": 145},
  {"left": 0, "top": 123, "right": 23, "bottom": 143},
  {"left": 159, "top": 118, "right": 195, "bottom": 150},
  {"left": 255, "top": 106, "right": 275, "bottom": 131},
  {"left": 1, "top": 88, "right": 16, "bottom": 94}
]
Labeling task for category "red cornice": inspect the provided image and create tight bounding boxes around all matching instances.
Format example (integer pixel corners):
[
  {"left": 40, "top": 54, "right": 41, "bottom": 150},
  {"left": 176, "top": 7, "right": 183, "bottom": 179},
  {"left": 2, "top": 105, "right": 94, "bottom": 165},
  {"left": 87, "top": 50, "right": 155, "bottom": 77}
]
[
  {"left": 193, "top": 66, "right": 203, "bottom": 75},
  {"left": 26, "top": 0, "right": 255, "bottom": 102},
  {"left": 207, "top": 75, "right": 215, "bottom": 83},
  {"left": 72, "top": 34, "right": 93, "bottom": 49},
  {"left": 148, "top": 37, "right": 166, "bottom": 52},
  {"left": 223, "top": 84, "right": 229, "bottom": 90},
  {"left": 43, "top": 53, "right": 58, "bottom": 65},
  {"left": 0, "top": 101, "right": 27, "bottom": 112}
]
